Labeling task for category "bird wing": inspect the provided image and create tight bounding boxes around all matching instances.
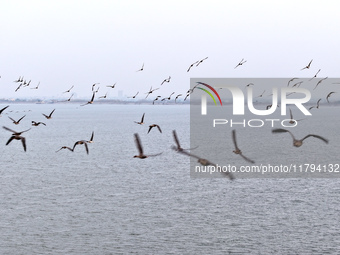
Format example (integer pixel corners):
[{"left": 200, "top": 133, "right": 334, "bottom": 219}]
[
  {"left": 8, "top": 116, "right": 15, "bottom": 122},
  {"left": 84, "top": 142, "right": 89, "bottom": 154},
  {"left": 3, "top": 126, "right": 17, "bottom": 134},
  {"left": 6, "top": 135, "right": 15, "bottom": 145},
  {"left": 147, "top": 126, "right": 153, "bottom": 134},
  {"left": 18, "top": 115, "right": 26, "bottom": 122},
  {"left": 240, "top": 153, "right": 255, "bottom": 164},
  {"left": 141, "top": 113, "right": 145, "bottom": 123},
  {"left": 21, "top": 137, "right": 26, "bottom": 152},
  {"left": 89, "top": 131, "right": 94, "bottom": 142},
  {"left": 272, "top": 128, "right": 296, "bottom": 140},
  {"left": 172, "top": 130, "right": 182, "bottom": 150},
  {"left": 134, "top": 133, "right": 144, "bottom": 155},
  {"left": 156, "top": 125, "right": 162, "bottom": 133},
  {"left": 232, "top": 129, "right": 239, "bottom": 150},
  {"left": 49, "top": 109, "right": 55, "bottom": 117},
  {"left": 301, "top": 134, "right": 328, "bottom": 144},
  {"left": 0, "top": 105, "right": 9, "bottom": 114},
  {"left": 90, "top": 92, "right": 95, "bottom": 102}
]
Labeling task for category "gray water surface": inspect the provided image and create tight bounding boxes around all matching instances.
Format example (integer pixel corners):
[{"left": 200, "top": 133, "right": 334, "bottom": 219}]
[{"left": 0, "top": 104, "right": 339, "bottom": 254}]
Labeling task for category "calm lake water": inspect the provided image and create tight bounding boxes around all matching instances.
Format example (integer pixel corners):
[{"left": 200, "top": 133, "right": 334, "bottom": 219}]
[{"left": 0, "top": 103, "right": 339, "bottom": 254}]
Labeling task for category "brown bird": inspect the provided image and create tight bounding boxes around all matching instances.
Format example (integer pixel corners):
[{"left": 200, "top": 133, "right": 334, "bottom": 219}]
[
  {"left": 288, "top": 108, "right": 304, "bottom": 125},
  {"left": 56, "top": 146, "right": 73, "bottom": 152},
  {"left": 272, "top": 128, "right": 328, "bottom": 147},
  {"left": 32, "top": 121, "right": 46, "bottom": 126},
  {"left": 3, "top": 126, "right": 31, "bottom": 152},
  {"left": 148, "top": 124, "right": 162, "bottom": 134},
  {"left": 42, "top": 109, "right": 55, "bottom": 119},
  {"left": 133, "top": 133, "right": 162, "bottom": 158},
  {"left": 171, "top": 130, "right": 234, "bottom": 180},
  {"left": 234, "top": 58, "right": 247, "bottom": 69},
  {"left": 309, "top": 69, "right": 321, "bottom": 81},
  {"left": 301, "top": 59, "right": 313, "bottom": 70},
  {"left": 231, "top": 130, "right": 255, "bottom": 163},
  {"left": 308, "top": 98, "right": 321, "bottom": 110},
  {"left": 81, "top": 92, "right": 96, "bottom": 106},
  {"left": 73, "top": 140, "right": 89, "bottom": 154},
  {"left": 8, "top": 115, "right": 26, "bottom": 125},
  {"left": 134, "top": 113, "right": 145, "bottom": 125}
]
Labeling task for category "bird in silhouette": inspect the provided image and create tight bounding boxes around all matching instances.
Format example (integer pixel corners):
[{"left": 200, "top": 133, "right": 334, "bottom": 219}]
[
  {"left": 63, "top": 85, "right": 74, "bottom": 93},
  {"left": 326, "top": 92, "right": 336, "bottom": 103},
  {"left": 187, "top": 60, "right": 199, "bottom": 72},
  {"left": 148, "top": 124, "right": 162, "bottom": 134},
  {"left": 106, "top": 83, "right": 116, "bottom": 88},
  {"left": 42, "top": 109, "right": 55, "bottom": 119},
  {"left": 136, "top": 63, "right": 144, "bottom": 72},
  {"left": 145, "top": 87, "right": 159, "bottom": 98},
  {"left": 234, "top": 58, "right": 247, "bottom": 68},
  {"left": 3, "top": 126, "right": 31, "bottom": 152},
  {"left": 161, "top": 76, "right": 171, "bottom": 85},
  {"left": 272, "top": 128, "right": 328, "bottom": 147},
  {"left": 196, "top": 57, "right": 208, "bottom": 66},
  {"left": 128, "top": 92, "right": 139, "bottom": 98},
  {"left": 301, "top": 59, "right": 313, "bottom": 70},
  {"left": 8, "top": 115, "right": 26, "bottom": 125}
]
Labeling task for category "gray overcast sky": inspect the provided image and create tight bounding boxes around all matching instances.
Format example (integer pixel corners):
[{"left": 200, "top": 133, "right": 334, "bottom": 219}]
[{"left": 0, "top": 0, "right": 339, "bottom": 100}]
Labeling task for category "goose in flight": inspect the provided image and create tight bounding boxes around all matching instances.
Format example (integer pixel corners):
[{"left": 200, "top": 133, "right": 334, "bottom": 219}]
[{"left": 272, "top": 128, "right": 328, "bottom": 147}]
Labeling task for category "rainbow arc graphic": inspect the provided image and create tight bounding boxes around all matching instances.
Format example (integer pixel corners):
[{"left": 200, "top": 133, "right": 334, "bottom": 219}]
[{"left": 195, "top": 82, "right": 222, "bottom": 106}]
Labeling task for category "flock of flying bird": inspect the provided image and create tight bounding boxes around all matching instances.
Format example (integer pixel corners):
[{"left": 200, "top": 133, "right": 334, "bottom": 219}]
[{"left": 1, "top": 58, "right": 338, "bottom": 179}]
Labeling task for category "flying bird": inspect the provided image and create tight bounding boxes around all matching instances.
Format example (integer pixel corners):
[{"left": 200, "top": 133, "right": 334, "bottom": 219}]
[
  {"left": 152, "top": 96, "right": 161, "bottom": 105},
  {"left": 63, "top": 85, "right": 74, "bottom": 93},
  {"left": 326, "top": 92, "right": 336, "bottom": 103},
  {"left": 196, "top": 57, "right": 208, "bottom": 66},
  {"left": 99, "top": 92, "right": 108, "bottom": 99},
  {"left": 81, "top": 92, "right": 96, "bottom": 106},
  {"left": 42, "top": 109, "right": 55, "bottom": 119},
  {"left": 287, "top": 78, "right": 298, "bottom": 87},
  {"left": 313, "top": 77, "right": 328, "bottom": 90},
  {"left": 134, "top": 113, "right": 145, "bottom": 125},
  {"left": 148, "top": 124, "right": 162, "bottom": 134},
  {"left": 136, "top": 63, "right": 144, "bottom": 72},
  {"left": 175, "top": 94, "right": 182, "bottom": 103},
  {"left": 234, "top": 58, "right": 247, "bottom": 69},
  {"left": 161, "top": 76, "right": 171, "bottom": 85},
  {"left": 145, "top": 87, "right": 159, "bottom": 98},
  {"left": 56, "top": 146, "right": 73, "bottom": 152},
  {"left": 133, "top": 133, "right": 162, "bottom": 158},
  {"left": 301, "top": 59, "right": 313, "bottom": 70},
  {"left": 30, "top": 81, "right": 40, "bottom": 90},
  {"left": 308, "top": 98, "right": 321, "bottom": 110},
  {"left": 272, "top": 128, "right": 328, "bottom": 147},
  {"left": 309, "top": 69, "right": 321, "bottom": 81},
  {"left": 106, "top": 83, "right": 116, "bottom": 88},
  {"left": 231, "top": 130, "right": 255, "bottom": 163},
  {"left": 128, "top": 92, "right": 139, "bottom": 98},
  {"left": 8, "top": 115, "right": 26, "bottom": 125},
  {"left": 32, "top": 121, "right": 46, "bottom": 126},
  {"left": 288, "top": 108, "right": 304, "bottom": 125},
  {"left": 187, "top": 60, "right": 199, "bottom": 72},
  {"left": 73, "top": 140, "right": 89, "bottom": 154},
  {"left": 170, "top": 130, "right": 234, "bottom": 180},
  {"left": 3, "top": 126, "right": 31, "bottom": 152}
]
